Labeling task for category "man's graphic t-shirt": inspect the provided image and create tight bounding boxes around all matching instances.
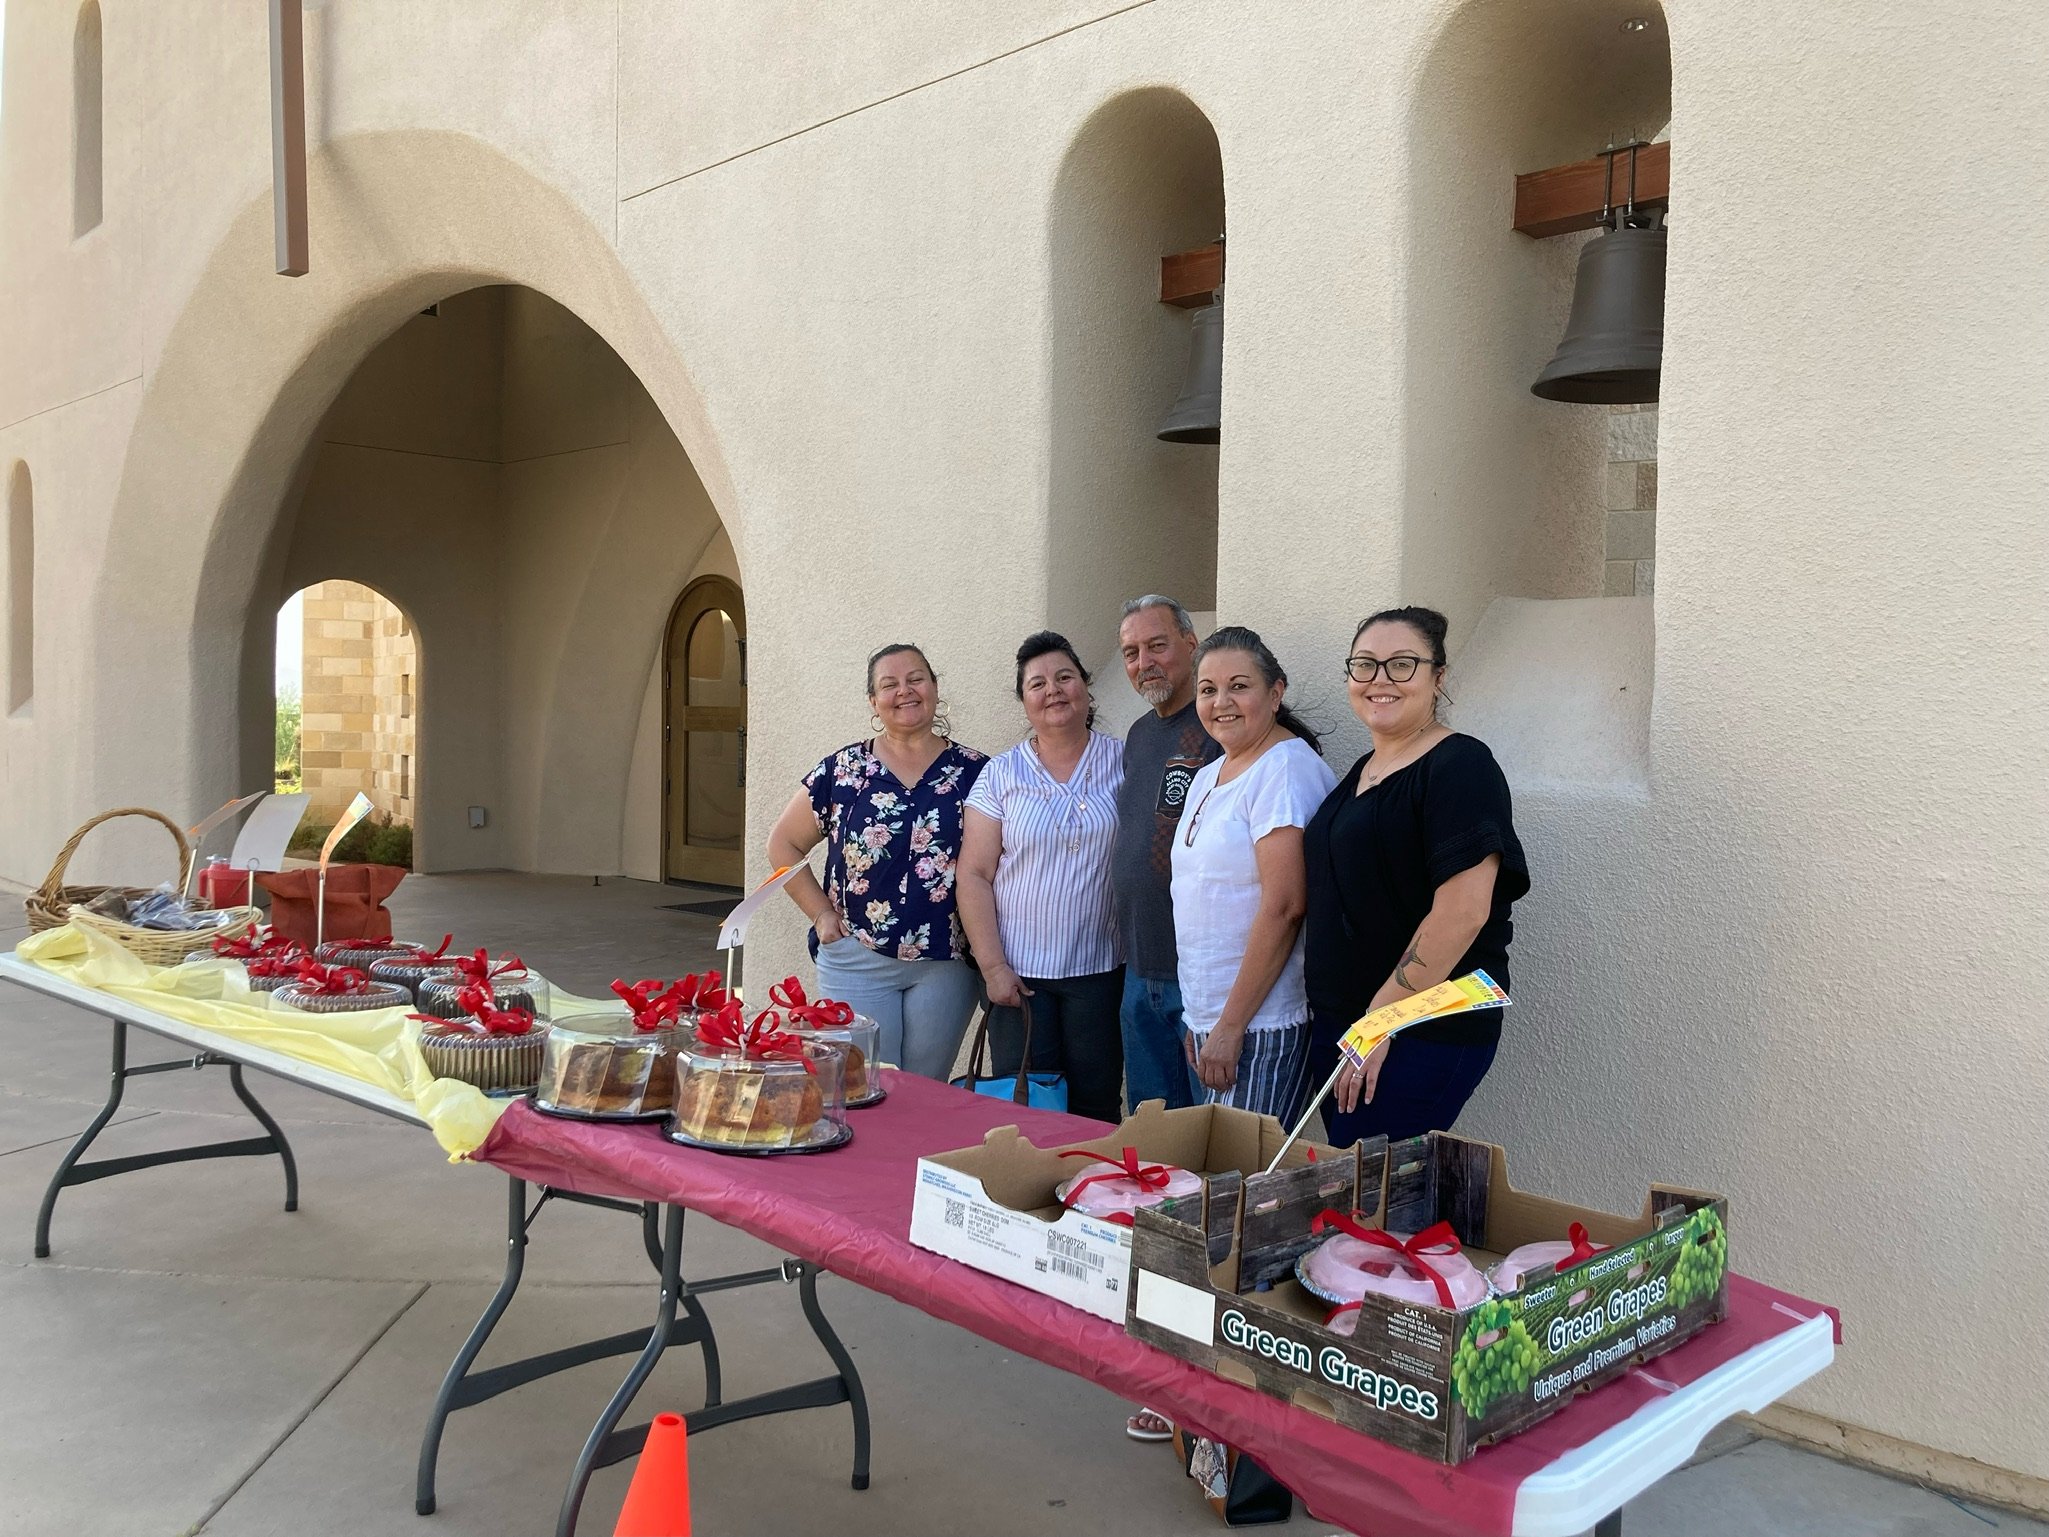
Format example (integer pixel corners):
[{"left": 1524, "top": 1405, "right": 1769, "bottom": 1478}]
[{"left": 1113, "top": 699, "right": 1221, "bottom": 980}]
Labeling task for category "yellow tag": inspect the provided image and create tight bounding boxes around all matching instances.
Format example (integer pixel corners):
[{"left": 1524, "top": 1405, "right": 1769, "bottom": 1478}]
[{"left": 1339, "top": 972, "right": 1509, "bottom": 1064}]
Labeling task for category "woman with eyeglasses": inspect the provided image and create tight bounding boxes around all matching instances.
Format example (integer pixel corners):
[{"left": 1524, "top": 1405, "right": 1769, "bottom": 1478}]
[
  {"left": 1303, "top": 606, "right": 1531, "bottom": 1146},
  {"left": 1170, "top": 627, "right": 1337, "bottom": 1119},
  {"left": 956, "top": 632, "right": 1127, "bottom": 1123}
]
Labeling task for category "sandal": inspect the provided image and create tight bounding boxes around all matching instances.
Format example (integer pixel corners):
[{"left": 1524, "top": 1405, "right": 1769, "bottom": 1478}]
[{"left": 1125, "top": 1407, "right": 1175, "bottom": 1442}]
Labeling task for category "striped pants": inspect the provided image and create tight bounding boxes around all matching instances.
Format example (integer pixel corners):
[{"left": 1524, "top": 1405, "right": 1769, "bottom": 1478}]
[{"left": 1187, "top": 1019, "right": 1312, "bottom": 1123}]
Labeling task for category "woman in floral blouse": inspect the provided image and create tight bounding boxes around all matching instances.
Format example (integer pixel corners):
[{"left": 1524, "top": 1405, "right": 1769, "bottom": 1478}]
[{"left": 768, "top": 643, "right": 988, "bottom": 1079}]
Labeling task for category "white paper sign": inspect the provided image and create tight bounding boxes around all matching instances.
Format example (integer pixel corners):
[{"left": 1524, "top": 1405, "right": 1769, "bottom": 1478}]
[
  {"left": 715, "top": 864, "right": 805, "bottom": 950},
  {"left": 320, "top": 792, "right": 374, "bottom": 872},
  {"left": 188, "top": 793, "right": 267, "bottom": 847},
  {"left": 230, "top": 793, "right": 308, "bottom": 874}
]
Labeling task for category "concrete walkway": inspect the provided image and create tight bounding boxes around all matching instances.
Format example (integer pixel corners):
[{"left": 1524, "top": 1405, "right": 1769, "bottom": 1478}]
[{"left": 0, "top": 872, "right": 2037, "bottom": 1537}]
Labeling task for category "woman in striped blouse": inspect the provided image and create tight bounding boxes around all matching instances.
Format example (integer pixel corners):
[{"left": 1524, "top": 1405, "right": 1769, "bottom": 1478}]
[{"left": 957, "top": 632, "right": 1128, "bottom": 1123}]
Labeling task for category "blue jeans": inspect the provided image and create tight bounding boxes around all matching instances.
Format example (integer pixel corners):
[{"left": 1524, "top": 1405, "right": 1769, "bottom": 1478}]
[
  {"left": 815, "top": 939, "right": 981, "bottom": 1082},
  {"left": 1306, "top": 1007, "right": 1500, "bottom": 1148},
  {"left": 1120, "top": 973, "right": 1198, "bottom": 1114}
]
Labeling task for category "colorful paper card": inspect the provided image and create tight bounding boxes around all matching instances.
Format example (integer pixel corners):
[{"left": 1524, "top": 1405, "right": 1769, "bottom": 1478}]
[{"left": 1338, "top": 971, "right": 1509, "bottom": 1065}]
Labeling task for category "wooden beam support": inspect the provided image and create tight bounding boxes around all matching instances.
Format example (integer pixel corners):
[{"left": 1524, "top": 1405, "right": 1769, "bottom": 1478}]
[
  {"left": 269, "top": 0, "right": 308, "bottom": 276},
  {"left": 1159, "top": 241, "right": 1223, "bottom": 307},
  {"left": 1514, "top": 142, "right": 1669, "bottom": 239}
]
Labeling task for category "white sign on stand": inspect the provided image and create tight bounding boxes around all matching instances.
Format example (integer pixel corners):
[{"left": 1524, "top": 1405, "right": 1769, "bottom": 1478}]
[
  {"left": 714, "top": 865, "right": 806, "bottom": 994},
  {"left": 224, "top": 793, "right": 309, "bottom": 909},
  {"left": 315, "top": 793, "right": 375, "bottom": 950},
  {"left": 183, "top": 794, "right": 268, "bottom": 897}
]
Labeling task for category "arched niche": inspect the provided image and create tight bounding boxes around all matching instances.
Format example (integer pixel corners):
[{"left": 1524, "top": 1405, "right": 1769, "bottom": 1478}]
[
  {"left": 1046, "top": 88, "right": 1223, "bottom": 701},
  {"left": 1400, "top": 0, "right": 1671, "bottom": 791},
  {"left": 72, "top": 1, "right": 103, "bottom": 237},
  {"left": 88, "top": 131, "right": 742, "bottom": 875}
]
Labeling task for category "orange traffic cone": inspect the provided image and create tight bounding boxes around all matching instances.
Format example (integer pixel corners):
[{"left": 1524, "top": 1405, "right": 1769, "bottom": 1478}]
[{"left": 614, "top": 1412, "right": 691, "bottom": 1537}]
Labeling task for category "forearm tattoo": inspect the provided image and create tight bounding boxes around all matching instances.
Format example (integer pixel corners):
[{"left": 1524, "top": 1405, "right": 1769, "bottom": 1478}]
[{"left": 1393, "top": 941, "right": 1425, "bottom": 992}]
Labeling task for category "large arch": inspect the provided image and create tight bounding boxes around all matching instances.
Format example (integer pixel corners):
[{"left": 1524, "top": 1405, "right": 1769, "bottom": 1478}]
[{"left": 89, "top": 131, "right": 746, "bottom": 870}]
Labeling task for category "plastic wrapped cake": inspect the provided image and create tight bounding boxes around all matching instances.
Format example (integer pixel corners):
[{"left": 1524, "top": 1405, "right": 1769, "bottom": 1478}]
[
  {"left": 191, "top": 928, "right": 306, "bottom": 993},
  {"left": 314, "top": 936, "right": 429, "bottom": 973},
  {"left": 767, "top": 976, "right": 883, "bottom": 1106},
  {"left": 415, "top": 949, "right": 546, "bottom": 1020},
  {"left": 530, "top": 976, "right": 691, "bottom": 1119},
  {"left": 1053, "top": 1147, "right": 1206, "bottom": 1224},
  {"left": 365, "top": 935, "right": 459, "bottom": 1001},
  {"left": 416, "top": 1000, "right": 551, "bottom": 1095},
  {"left": 1298, "top": 1213, "right": 1488, "bottom": 1326},
  {"left": 272, "top": 961, "right": 412, "bottom": 1014},
  {"left": 1488, "top": 1222, "right": 1608, "bottom": 1295},
  {"left": 667, "top": 1001, "right": 849, "bottom": 1153}
]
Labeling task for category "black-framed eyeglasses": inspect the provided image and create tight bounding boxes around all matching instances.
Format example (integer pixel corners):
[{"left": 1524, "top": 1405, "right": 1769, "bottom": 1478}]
[{"left": 1344, "top": 654, "right": 1433, "bottom": 684}]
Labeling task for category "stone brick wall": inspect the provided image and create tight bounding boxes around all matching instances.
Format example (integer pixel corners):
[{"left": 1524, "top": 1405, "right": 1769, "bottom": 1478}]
[
  {"left": 299, "top": 580, "right": 416, "bottom": 826},
  {"left": 1604, "top": 404, "right": 1658, "bottom": 596}
]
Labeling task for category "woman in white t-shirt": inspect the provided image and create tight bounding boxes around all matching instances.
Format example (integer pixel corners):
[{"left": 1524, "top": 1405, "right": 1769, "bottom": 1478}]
[{"left": 1170, "top": 626, "right": 1337, "bottom": 1121}]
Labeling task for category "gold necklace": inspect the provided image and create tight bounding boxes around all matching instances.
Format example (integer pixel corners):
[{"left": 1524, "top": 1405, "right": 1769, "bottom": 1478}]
[{"left": 1363, "top": 723, "right": 1437, "bottom": 788}]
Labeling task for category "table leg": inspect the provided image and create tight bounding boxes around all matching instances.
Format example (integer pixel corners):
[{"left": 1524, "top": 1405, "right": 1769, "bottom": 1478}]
[
  {"left": 35, "top": 1019, "right": 131, "bottom": 1258},
  {"left": 1595, "top": 1510, "right": 1623, "bottom": 1537},
  {"left": 417, "top": 1177, "right": 530, "bottom": 1516},
  {"left": 33, "top": 1019, "right": 305, "bottom": 1259},
  {"left": 227, "top": 1062, "right": 299, "bottom": 1212},
  {"left": 556, "top": 1201, "right": 686, "bottom": 1537},
  {"left": 798, "top": 1261, "right": 871, "bottom": 1490}
]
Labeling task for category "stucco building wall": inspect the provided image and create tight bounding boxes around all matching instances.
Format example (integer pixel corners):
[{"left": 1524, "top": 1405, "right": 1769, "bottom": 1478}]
[{"left": 1, "top": 0, "right": 2045, "bottom": 1501}]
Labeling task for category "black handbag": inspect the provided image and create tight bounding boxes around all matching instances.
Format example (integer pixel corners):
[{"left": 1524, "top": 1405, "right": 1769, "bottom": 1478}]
[{"left": 1172, "top": 1426, "right": 1295, "bottom": 1528}]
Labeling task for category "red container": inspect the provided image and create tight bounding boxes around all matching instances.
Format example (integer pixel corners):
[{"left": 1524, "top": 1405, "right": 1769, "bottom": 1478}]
[{"left": 199, "top": 863, "right": 257, "bottom": 910}]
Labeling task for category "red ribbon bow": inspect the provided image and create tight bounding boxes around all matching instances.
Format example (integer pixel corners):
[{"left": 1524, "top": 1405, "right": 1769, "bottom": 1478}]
[
  {"left": 411, "top": 1002, "right": 534, "bottom": 1037},
  {"left": 694, "top": 1000, "right": 814, "bottom": 1070},
  {"left": 290, "top": 960, "right": 372, "bottom": 996},
  {"left": 675, "top": 970, "right": 728, "bottom": 1010},
  {"left": 1563, "top": 1221, "right": 1602, "bottom": 1268},
  {"left": 610, "top": 978, "right": 693, "bottom": 1032},
  {"left": 1058, "top": 1147, "right": 1175, "bottom": 1227},
  {"left": 406, "top": 934, "right": 455, "bottom": 964},
  {"left": 769, "top": 976, "right": 855, "bottom": 1029},
  {"left": 244, "top": 936, "right": 307, "bottom": 977},
  {"left": 453, "top": 948, "right": 527, "bottom": 987},
  {"left": 1310, "top": 1210, "right": 1465, "bottom": 1309}
]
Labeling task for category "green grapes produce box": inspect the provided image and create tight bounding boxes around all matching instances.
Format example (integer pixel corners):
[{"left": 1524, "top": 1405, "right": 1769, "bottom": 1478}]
[{"left": 1124, "top": 1130, "right": 1729, "bottom": 1463}]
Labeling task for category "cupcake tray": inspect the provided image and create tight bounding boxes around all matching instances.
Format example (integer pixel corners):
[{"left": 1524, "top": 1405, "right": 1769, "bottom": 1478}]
[{"left": 664, "top": 1119, "right": 854, "bottom": 1157}]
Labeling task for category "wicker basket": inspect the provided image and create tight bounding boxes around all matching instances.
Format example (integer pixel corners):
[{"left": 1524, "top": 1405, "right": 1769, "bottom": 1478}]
[{"left": 25, "top": 807, "right": 261, "bottom": 967}]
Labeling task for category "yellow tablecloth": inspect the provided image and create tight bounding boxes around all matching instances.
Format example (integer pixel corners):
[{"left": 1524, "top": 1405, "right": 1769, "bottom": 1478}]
[{"left": 13, "top": 923, "right": 623, "bottom": 1158}]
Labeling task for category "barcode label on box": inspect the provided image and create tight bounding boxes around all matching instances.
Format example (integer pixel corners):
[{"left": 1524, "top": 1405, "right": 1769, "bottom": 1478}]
[
  {"left": 1049, "top": 1230, "right": 1105, "bottom": 1273},
  {"left": 944, "top": 1198, "right": 966, "bottom": 1230}
]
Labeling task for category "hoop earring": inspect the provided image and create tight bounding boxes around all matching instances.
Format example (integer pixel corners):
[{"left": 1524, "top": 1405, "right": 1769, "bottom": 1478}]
[
  {"left": 869, "top": 713, "right": 884, "bottom": 734},
  {"left": 932, "top": 700, "right": 953, "bottom": 739}
]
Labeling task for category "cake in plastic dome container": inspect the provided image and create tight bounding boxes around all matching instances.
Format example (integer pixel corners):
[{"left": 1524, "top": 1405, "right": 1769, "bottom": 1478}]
[
  {"left": 1054, "top": 1147, "right": 1205, "bottom": 1225},
  {"left": 1488, "top": 1222, "right": 1607, "bottom": 1296},
  {"left": 272, "top": 961, "right": 412, "bottom": 1015},
  {"left": 530, "top": 977, "right": 689, "bottom": 1120},
  {"left": 667, "top": 1001, "right": 850, "bottom": 1154},
  {"left": 366, "top": 936, "right": 460, "bottom": 1001},
  {"left": 415, "top": 949, "right": 546, "bottom": 1020},
  {"left": 1298, "top": 1212, "right": 1489, "bottom": 1320},
  {"left": 415, "top": 999, "right": 551, "bottom": 1095},
  {"left": 314, "top": 936, "right": 429, "bottom": 973},
  {"left": 766, "top": 976, "right": 884, "bottom": 1106}
]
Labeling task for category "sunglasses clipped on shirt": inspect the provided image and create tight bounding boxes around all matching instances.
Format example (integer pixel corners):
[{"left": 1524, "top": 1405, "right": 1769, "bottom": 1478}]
[{"left": 1343, "top": 654, "right": 1436, "bottom": 684}]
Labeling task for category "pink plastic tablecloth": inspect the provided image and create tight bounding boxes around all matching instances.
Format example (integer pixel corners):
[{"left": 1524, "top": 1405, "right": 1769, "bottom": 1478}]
[{"left": 475, "top": 1072, "right": 1836, "bottom": 1537}]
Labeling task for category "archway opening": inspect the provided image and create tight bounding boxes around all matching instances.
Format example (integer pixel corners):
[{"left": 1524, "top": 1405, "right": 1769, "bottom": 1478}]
[
  {"left": 274, "top": 580, "right": 417, "bottom": 866},
  {"left": 246, "top": 283, "right": 737, "bottom": 877},
  {"left": 661, "top": 575, "right": 745, "bottom": 889},
  {"left": 1048, "top": 88, "right": 1224, "bottom": 730}
]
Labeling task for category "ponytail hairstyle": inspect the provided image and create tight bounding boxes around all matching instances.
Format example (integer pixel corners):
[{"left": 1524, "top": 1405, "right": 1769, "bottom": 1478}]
[
  {"left": 1353, "top": 606, "right": 1451, "bottom": 714},
  {"left": 1193, "top": 625, "right": 1324, "bottom": 756},
  {"left": 1013, "top": 630, "right": 1096, "bottom": 729}
]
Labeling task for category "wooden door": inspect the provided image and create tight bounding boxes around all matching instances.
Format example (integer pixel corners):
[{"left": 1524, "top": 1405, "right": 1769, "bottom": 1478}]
[{"left": 662, "top": 576, "right": 746, "bottom": 886}]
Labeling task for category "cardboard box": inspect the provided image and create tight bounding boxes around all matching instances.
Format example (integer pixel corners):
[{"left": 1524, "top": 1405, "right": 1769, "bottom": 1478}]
[
  {"left": 908, "top": 1101, "right": 1337, "bottom": 1322},
  {"left": 1125, "top": 1131, "right": 1729, "bottom": 1462}
]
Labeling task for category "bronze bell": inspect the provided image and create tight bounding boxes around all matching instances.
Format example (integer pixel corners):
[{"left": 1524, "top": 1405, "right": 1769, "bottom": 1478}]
[
  {"left": 1531, "top": 214, "right": 1666, "bottom": 404},
  {"left": 1158, "top": 289, "right": 1223, "bottom": 443}
]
